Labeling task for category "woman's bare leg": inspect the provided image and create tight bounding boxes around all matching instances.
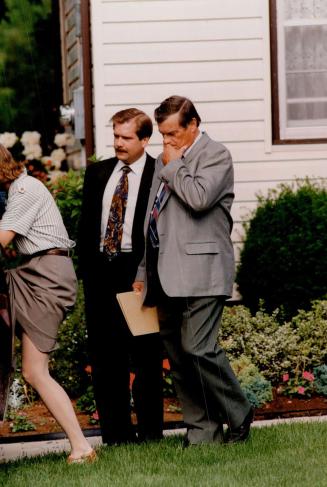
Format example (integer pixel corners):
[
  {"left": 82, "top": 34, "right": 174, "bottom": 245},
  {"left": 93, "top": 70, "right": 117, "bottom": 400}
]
[{"left": 22, "top": 332, "right": 92, "bottom": 458}]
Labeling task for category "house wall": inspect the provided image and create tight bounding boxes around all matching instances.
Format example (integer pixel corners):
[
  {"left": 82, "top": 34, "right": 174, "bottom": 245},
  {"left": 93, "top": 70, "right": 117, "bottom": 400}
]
[
  {"left": 59, "top": 0, "right": 83, "bottom": 104},
  {"left": 90, "top": 0, "right": 327, "bottom": 262}
]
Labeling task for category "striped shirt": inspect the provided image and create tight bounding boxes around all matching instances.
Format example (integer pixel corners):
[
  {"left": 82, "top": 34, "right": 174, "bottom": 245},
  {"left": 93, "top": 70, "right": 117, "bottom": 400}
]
[{"left": 0, "top": 170, "right": 75, "bottom": 255}]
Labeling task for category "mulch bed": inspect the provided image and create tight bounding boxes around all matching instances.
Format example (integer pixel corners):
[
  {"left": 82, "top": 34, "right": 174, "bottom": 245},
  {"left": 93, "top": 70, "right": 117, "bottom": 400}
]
[
  {"left": 255, "top": 394, "right": 327, "bottom": 420},
  {"left": 1, "top": 395, "right": 327, "bottom": 440}
]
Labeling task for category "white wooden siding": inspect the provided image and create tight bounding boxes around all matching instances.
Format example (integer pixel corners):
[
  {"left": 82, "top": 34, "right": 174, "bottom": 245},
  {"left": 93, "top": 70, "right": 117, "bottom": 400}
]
[{"left": 90, "top": 0, "right": 327, "bottom": 267}]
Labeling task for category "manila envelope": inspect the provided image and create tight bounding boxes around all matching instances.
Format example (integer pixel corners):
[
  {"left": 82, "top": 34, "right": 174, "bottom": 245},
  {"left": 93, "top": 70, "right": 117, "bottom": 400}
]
[{"left": 116, "top": 291, "right": 159, "bottom": 336}]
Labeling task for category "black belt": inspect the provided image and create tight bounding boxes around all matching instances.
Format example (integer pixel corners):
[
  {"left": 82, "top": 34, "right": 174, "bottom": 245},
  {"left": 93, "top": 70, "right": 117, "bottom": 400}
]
[{"left": 27, "top": 248, "right": 71, "bottom": 259}]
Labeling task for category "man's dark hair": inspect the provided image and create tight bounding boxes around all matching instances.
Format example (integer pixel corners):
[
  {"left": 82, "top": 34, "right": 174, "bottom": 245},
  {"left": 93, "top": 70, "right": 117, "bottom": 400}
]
[
  {"left": 154, "top": 96, "right": 201, "bottom": 127},
  {"left": 111, "top": 108, "right": 153, "bottom": 139}
]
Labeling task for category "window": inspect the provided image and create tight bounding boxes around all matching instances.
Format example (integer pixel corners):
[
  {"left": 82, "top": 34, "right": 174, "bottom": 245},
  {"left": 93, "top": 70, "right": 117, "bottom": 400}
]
[{"left": 271, "top": 0, "right": 327, "bottom": 143}]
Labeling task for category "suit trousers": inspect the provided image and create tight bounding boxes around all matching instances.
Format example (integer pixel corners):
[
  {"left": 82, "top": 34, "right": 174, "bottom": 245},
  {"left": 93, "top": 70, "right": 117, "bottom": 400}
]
[
  {"left": 83, "top": 252, "right": 163, "bottom": 444},
  {"left": 156, "top": 293, "right": 251, "bottom": 444}
]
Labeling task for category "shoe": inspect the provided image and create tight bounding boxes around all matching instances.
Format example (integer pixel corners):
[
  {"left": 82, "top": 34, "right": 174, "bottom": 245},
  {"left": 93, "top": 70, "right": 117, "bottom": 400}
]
[
  {"left": 67, "top": 448, "right": 97, "bottom": 464},
  {"left": 224, "top": 408, "right": 254, "bottom": 444}
]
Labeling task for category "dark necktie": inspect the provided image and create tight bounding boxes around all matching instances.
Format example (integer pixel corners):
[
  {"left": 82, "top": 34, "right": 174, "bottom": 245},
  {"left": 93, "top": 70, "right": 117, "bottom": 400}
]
[
  {"left": 149, "top": 183, "right": 168, "bottom": 248},
  {"left": 103, "top": 165, "right": 131, "bottom": 259}
]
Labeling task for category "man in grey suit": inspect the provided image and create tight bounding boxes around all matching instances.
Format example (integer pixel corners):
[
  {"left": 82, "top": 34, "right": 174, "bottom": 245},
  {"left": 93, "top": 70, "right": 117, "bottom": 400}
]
[{"left": 133, "top": 95, "right": 253, "bottom": 445}]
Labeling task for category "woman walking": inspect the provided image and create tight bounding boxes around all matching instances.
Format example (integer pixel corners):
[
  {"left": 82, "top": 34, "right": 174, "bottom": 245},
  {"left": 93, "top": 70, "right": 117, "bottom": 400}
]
[{"left": 0, "top": 143, "right": 96, "bottom": 464}]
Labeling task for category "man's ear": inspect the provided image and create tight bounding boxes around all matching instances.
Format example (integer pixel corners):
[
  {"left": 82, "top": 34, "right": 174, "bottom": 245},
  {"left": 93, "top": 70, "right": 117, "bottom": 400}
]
[
  {"left": 189, "top": 118, "right": 198, "bottom": 133},
  {"left": 141, "top": 137, "right": 150, "bottom": 149}
]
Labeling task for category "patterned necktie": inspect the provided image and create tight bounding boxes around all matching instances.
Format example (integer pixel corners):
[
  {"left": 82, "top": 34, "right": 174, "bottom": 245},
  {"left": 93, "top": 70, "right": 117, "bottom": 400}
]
[
  {"left": 103, "top": 165, "right": 131, "bottom": 259},
  {"left": 149, "top": 183, "right": 168, "bottom": 248}
]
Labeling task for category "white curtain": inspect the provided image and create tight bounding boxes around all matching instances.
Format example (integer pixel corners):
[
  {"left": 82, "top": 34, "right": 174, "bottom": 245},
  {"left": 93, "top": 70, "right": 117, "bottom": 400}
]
[
  {"left": 285, "top": 0, "right": 327, "bottom": 19},
  {"left": 283, "top": 0, "right": 327, "bottom": 125}
]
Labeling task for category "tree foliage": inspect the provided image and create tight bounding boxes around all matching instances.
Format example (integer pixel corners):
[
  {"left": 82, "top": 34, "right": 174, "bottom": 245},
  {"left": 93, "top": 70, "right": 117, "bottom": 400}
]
[{"left": 0, "top": 0, "right": 62, "bottom": 148}]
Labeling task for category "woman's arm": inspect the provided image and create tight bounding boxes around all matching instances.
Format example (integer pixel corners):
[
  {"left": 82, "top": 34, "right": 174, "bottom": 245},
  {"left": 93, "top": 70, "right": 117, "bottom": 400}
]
[{"left": 0, "top": 230, "right": 16, "bottom": 247}]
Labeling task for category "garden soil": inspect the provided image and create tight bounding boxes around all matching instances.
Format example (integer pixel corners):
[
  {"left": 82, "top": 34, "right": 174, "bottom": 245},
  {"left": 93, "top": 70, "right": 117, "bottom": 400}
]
[{"left": 1, "top": 395, "right": 327, "bottom": 438}]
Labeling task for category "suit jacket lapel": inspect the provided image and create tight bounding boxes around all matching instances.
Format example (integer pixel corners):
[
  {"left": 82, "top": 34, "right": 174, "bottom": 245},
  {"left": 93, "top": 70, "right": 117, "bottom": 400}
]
[
  {"left": 182, "top": 132, "right": 210, "bottom": 164},
  {"left": 97, "top": 158, "right": 117, "bottom": 199}
]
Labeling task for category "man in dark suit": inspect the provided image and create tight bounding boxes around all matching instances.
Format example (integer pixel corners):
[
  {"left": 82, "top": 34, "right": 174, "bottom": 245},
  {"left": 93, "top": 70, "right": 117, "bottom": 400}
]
[
  {"left": 79, "top": 108, "right": 163, "bottom": 445},
  {"left": 133, "top": 96, "right": 252, "bottom": 445}
]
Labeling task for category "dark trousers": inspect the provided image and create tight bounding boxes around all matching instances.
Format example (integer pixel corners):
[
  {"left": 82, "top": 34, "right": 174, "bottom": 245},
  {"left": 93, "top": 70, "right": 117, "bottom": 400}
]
[
  {"left": 84, "top": 252, "right": 163, "bottom": 444},
  {"left": 157, "top": 295, "right": 251, "bottom": 444}
]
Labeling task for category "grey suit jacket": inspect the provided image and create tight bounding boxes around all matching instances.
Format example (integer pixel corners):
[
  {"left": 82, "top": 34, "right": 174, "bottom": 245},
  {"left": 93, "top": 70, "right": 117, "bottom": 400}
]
[{"left": 136, "top": 132, "right": 235, "bottom": 298}]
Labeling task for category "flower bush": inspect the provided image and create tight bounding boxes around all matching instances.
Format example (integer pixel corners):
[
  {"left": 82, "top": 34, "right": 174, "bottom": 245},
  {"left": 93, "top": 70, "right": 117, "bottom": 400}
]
[
  {"left": 0, "top": 130, "right": 76, "bottom": 182},
  {"left": 278, "top": 370, "right": 316, "bottom": 398}
]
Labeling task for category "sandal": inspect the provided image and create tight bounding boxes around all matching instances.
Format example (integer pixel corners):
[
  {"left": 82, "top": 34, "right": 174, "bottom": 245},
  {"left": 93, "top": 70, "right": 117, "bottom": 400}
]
[{"left": 67, "top": 448, "right": 97, "bottom": 465}]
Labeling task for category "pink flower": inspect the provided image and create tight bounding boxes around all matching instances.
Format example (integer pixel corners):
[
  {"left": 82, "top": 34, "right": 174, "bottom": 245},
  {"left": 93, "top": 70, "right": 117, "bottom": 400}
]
[
  {"left": 282, "top": 374, "right": 289, "bottom": 382},
  {"left": 302, "top": 371, "right": 314, "bottom": 382},
  {"left": 298, "top": 386, "right": 305, "bottom": 395},
  {"left": 92, "top": 411, "right": 99, "bottom": 421}
]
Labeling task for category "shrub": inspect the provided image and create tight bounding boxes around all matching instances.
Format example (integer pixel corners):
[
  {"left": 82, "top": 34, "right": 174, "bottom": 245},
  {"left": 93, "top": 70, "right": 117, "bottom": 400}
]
[
  {"left": 49, "top": 282, "right": 89, "bottom": 397},
  {"left": 76, "top": 385, "right": 97, "bottom": 417},
  {"left": 231, "top": 356, "right": 273, "bottom": 408},
  {"left": 313, "top": 365, "right": 327, "bottom": 397},
  {"left": 220, "top": 305, "right": 299, "bottom": 384},
  {"left": 289, "top": 300, "right": 327, "bottom": 370},
  {"left": 236, "top": 180, "right": 327, "bottom": 320},
  {"left": 49, "top": 169, "right": 85, "bottom": 272}
]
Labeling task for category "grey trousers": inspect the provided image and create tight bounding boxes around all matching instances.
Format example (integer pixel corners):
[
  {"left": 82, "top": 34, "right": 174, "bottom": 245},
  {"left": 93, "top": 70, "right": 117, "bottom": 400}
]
[{"left": 158, "top": 296, "right": 251, "bottom": 444}]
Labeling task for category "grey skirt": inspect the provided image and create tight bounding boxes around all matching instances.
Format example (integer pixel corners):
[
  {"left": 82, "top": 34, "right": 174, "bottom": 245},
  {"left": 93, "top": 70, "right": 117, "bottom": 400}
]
[{"left": 6, "top": 255, "right": 77, "bottom": 353}]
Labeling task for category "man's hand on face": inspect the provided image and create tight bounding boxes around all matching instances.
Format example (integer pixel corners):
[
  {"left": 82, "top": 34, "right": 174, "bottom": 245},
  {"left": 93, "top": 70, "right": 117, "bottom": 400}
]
[
  {"left": 132, "top": 281, "right": 144, "bottom": 295},
  {"left": 162, "top": 144, "right": 188, "bottom": 165}
]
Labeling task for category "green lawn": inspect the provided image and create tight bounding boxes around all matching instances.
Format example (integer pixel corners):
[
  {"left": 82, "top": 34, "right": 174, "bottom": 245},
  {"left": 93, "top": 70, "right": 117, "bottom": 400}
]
[{"left": 1, "top": 422, "right": 327, "bottom": 487}]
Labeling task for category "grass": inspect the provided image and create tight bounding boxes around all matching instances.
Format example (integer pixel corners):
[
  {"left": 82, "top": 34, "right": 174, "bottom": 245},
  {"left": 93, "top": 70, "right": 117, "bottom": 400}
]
[{"left": 1, "top": 422, "right": 327, "bottom": 487}]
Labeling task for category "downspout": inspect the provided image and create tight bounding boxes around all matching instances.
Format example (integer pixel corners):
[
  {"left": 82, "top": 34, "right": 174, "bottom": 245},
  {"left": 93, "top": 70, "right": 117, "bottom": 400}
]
[{"left": 80, "top": 0, "right": 94, "bottom": 162}]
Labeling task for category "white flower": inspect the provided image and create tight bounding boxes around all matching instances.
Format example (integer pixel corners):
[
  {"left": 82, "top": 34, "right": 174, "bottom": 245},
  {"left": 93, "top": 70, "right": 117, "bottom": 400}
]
[
  {"left": 54, "top": 133, "right": 75, "bottom": 147},
  {"left": 0, "top": 132, "right": 18, "bottom": 148},
  {"left": 21, "top": 131, "right": 41, "bottom": 146},
  {"left": 41, "top": 156, "right": 53, "bottom": 167},
  {"left": 22, "top": 144, "right": 42, "bottom": 160},
  {"left": 50, "top": 148, "right": 66, "bottom": 168}
]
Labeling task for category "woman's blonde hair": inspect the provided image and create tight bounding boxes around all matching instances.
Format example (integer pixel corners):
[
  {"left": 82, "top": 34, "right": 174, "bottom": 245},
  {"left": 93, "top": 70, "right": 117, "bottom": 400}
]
[{"left": 0, "top": 144, "right": 25, "bottom": 182}]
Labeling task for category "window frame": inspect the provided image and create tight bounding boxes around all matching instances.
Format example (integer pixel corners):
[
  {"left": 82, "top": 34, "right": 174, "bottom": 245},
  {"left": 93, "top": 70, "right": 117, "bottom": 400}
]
[{"left": 270, "top": 0, "right": 327, "bottom": 144}]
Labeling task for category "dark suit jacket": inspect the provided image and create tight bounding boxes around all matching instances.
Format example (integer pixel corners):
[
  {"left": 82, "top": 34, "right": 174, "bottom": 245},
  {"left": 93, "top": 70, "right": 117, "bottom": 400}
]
[{"left": 79, "top": 153, "right": 155, "bottom": 279}]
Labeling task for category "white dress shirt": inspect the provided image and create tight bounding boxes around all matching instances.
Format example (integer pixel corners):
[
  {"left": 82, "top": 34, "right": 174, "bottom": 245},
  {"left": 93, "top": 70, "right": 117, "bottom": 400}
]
[{"left": 100, "top": 153, "right": 147, "bottom": 252}]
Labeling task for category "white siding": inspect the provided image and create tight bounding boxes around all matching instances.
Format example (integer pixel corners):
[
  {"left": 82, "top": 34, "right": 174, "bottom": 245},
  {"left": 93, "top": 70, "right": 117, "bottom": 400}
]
[{"left": 90, "top": 0, "right": 327, "bottom": 264}]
